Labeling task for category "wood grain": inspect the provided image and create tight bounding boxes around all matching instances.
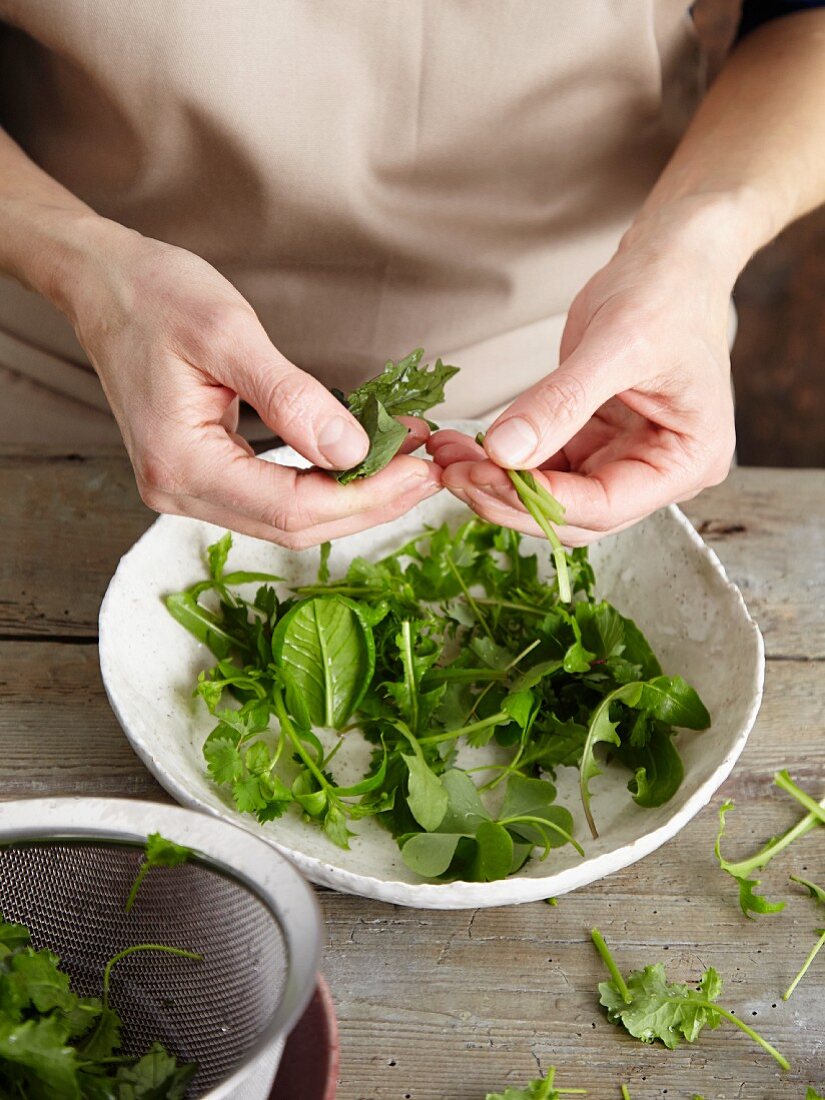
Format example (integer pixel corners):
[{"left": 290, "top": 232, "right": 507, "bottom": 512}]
[{"left": 0, "top": 453, "right": 823, "bottom": 1099}]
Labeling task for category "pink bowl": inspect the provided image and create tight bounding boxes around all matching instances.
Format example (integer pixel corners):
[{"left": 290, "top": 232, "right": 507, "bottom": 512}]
[{"left": 270, "top": 975, "right": 339, "bottom": 1100}]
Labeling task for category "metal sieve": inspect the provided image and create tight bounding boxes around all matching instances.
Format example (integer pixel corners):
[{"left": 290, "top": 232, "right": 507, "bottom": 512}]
[{"left": 0, "top": 798, "right": 323, "bottom": 1099}]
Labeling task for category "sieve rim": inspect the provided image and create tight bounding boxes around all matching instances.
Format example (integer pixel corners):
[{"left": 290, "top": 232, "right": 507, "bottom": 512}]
[{"left": 0, "top": 797, "right": 324, "bottom": 1100}]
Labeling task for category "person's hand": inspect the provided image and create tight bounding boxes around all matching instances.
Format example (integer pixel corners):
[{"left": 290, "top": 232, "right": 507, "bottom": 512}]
[
  {"left": 64, "top": 222, "right": 441, "bottom": 547},
  {"left": 428, "top": 206, "right": 737, "bottom": 545}
]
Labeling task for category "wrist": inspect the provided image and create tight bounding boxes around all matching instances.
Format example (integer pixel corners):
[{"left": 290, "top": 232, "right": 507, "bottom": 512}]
[
  {"left": 33, "top": 213, "right": 140, "bottom": 322},
  {"left": 622, "top": 188, "right": 774, "bottom": 290}
]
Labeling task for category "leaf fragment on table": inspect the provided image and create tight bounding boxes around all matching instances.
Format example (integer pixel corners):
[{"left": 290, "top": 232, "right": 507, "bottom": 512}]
[
  {"left": 590, "top": 927, "right": 790, "bottom": 1070},
  {"left": 485, "top": 1065, "right": 587, "bottom": 1099}
]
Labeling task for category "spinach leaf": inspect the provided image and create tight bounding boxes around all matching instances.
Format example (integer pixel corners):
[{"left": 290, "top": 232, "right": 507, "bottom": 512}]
[{"left": 272, "top": 596, "right": 375, "bottom": 728}]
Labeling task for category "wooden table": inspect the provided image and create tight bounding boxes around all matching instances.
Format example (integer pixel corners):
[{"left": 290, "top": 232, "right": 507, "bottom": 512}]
[{"left": 1, "top": 450, "right": 823, "bottom": 1100}]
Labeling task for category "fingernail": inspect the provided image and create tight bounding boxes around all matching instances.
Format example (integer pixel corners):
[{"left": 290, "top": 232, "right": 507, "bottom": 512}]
[
  {"left": 318, "top": 415, "right": 367, "bottom": 467},
  {"left": 486, "top": 416, "right": 538, "bottom": 465}
]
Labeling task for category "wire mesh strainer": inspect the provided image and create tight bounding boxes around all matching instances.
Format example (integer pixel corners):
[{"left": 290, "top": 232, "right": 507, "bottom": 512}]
[{"left": 0, "top": 798, "right": 323, "bottom": 1099}]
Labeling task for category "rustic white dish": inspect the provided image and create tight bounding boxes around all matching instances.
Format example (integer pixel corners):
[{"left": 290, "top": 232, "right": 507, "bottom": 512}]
[{"left": 99, "top": 422, "right": 764, "bottom": 909}]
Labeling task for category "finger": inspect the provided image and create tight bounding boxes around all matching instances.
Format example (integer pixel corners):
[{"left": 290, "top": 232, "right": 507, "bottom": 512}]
[
  {"left": 482, "top": 332, "right": 637, "bottom": 469},
  {"left": 442, "top": 469, "right": 614, "bottom": 548},
  {"left": 536, "top": 457, "right": 690, "bottom": 533},
  {"left": 160, "top": 425, "right": 442, "bottom": 532},
  {"left": 446, "top": 450, "right": 686, "bottom": 536},
  {"left": 209, "top": 326, "right": 370, "bottom": 471},
  {"left": 143, "top": 466, "right": 443, "bottom": 550},
  {"left": 397, "top": 416, "right": 431, "bottom": 455},
  {"left": 427, "top": 429, "right": 486, "bottom": 466}
]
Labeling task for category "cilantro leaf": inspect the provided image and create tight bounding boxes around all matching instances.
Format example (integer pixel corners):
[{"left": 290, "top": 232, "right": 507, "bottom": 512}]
[
  {"left": 125, "top": 833, "right": 194, "bottom": 913},
  {"left": 113, "top": 1041, "right": 197, "bottom": 1099}
]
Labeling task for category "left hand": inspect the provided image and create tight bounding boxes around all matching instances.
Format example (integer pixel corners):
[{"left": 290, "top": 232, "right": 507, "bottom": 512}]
[{"left": 428, "top": 207, "right": 738, "bottom": 546}]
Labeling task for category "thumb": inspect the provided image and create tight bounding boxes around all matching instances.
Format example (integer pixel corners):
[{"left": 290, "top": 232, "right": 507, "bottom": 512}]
[
  {"left": 216, "top": 334, "right": 369, "bottom": 470},
  {"left": 483, "top": 340, "right": 632, "bottom": 469}
]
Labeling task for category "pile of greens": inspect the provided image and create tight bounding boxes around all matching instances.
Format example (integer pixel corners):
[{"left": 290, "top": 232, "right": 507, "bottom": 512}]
[
  {"left": 167, "top": 514, "right": 710, "bottom": 882},
  {"left": 0, "top": 918, "right": 199, "bottom": 1098},
  {"left": 331, "top": 348, "right": 458, "bottom": 482}
]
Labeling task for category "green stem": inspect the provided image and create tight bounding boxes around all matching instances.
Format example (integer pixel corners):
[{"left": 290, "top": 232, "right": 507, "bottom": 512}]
[
  {"left": 103, "top": 944, "right": 202, "bottom": 1010},
  {"left": 272, "top": 687, "right": 337, "bottom": 798},
  {"left": 399, "top": 620, "right": 419, "bottom": 734},
  {"left": 445, "top": 554, "right": 495, "bottom": 642},
  {"left": 621, "top": 1088, "right": 632, "bottom": 1100},
  {"left": 590, "top": 928, "right": 631, "bottom": 1004},
  {"left": 417, "top": 711, "right": 509, "bottom": 745},
  {"left": 775, "top": 770, "right": 825, "bottom": 825},
  {"left": 498, "top": 815, "right": 585, "bottom": 858},
  {"left": 508, "top": 471, "right": 571, "bottom": 603},
  {"left": 422, "top": 667, "right": 509, "bottom": 684},
  {"left": 124, "top": 863, "right": 149, "bottom": 914},
  {"left": 691, "top": 1002, "right": 790, "bottom": 1071},
  {"left": 472, "top": 597, "right": 547, "bottom": 617},
  {"left": 725, "top": 781, "right": 825, "bottom": 880},
  {"left": 783, "top": 930, "right": 825, "bottom": 1001}
]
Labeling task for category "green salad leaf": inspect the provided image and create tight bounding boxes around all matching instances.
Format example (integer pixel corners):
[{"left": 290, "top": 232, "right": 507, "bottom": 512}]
[
  {"left": 485, "top": 1066, "right": 586, "bottom": 1099},
  {"left": 334, "top": 348, "right": 459, "bottom": 483},
  {"left": 591, "top": 927, "right": 789, "bottom": 1070},
  {"left": 0, "top": 914, "right": 199, "bottom": 1098}
]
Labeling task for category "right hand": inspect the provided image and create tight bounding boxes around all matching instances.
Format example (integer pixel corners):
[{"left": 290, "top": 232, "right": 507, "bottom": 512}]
[{"left": 63, "top": 222, "right": 441, "bottom": 547}]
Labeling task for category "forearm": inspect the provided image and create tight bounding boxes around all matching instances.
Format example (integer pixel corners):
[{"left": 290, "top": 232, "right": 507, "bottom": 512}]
[
  {"left": 0, "top": 128, "right": 120, "bottom": 315},
  {"left": 628, "top": 10, "right": 825, "bottom": 280}
]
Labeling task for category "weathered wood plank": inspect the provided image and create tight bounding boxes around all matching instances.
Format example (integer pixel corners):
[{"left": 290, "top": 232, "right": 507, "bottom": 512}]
[
  {"left": 1, "top": 640, "right": 823, "bottom": 1095},
  {"left": 0, "top": 450, "right": 823, "bottom": 659},
  {"left": 0, "top": 449, "right": 150, "bottom": 637}
]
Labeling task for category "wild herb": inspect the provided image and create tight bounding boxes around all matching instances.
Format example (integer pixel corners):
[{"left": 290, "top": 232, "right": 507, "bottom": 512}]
[
  {"left": 714, "top": 771, "right": 825, "bottom": 917},
  {"left": 485, "top": 1066, "right": 586, "bottom": 1099}
]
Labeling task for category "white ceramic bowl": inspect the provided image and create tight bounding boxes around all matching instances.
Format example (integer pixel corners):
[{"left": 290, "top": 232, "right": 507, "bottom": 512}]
[{"left": 99, "top": 423, "right": 764, "bottom": 909}]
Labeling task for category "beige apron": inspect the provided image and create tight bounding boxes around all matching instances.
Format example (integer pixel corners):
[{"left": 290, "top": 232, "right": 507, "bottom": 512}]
[{"left": 0, "top": 1, "right": 705, "bottom": 445}]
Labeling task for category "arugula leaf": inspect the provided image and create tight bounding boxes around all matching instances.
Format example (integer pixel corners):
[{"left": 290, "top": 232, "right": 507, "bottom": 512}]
[
  {"left": 714, "top": 801, "right": 786, "bottom": 918},
  {"left": 485, "top": 1065, "right": 587, "bottom": 1099},
  {"left": 125, "top": 833, "right": 194, "bottom": 913},
  {"left": 807, "top": 1089, "right": 825, "bottom": 1100},
  {"left": 591, "top": 927, "right": 789, "bottom": 1070},
  {"left": 580, "top": 676, "right": 710, "bottom": 837},
  {"left": 334, "top": 349, "right": 458, "bottom": 482}
]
